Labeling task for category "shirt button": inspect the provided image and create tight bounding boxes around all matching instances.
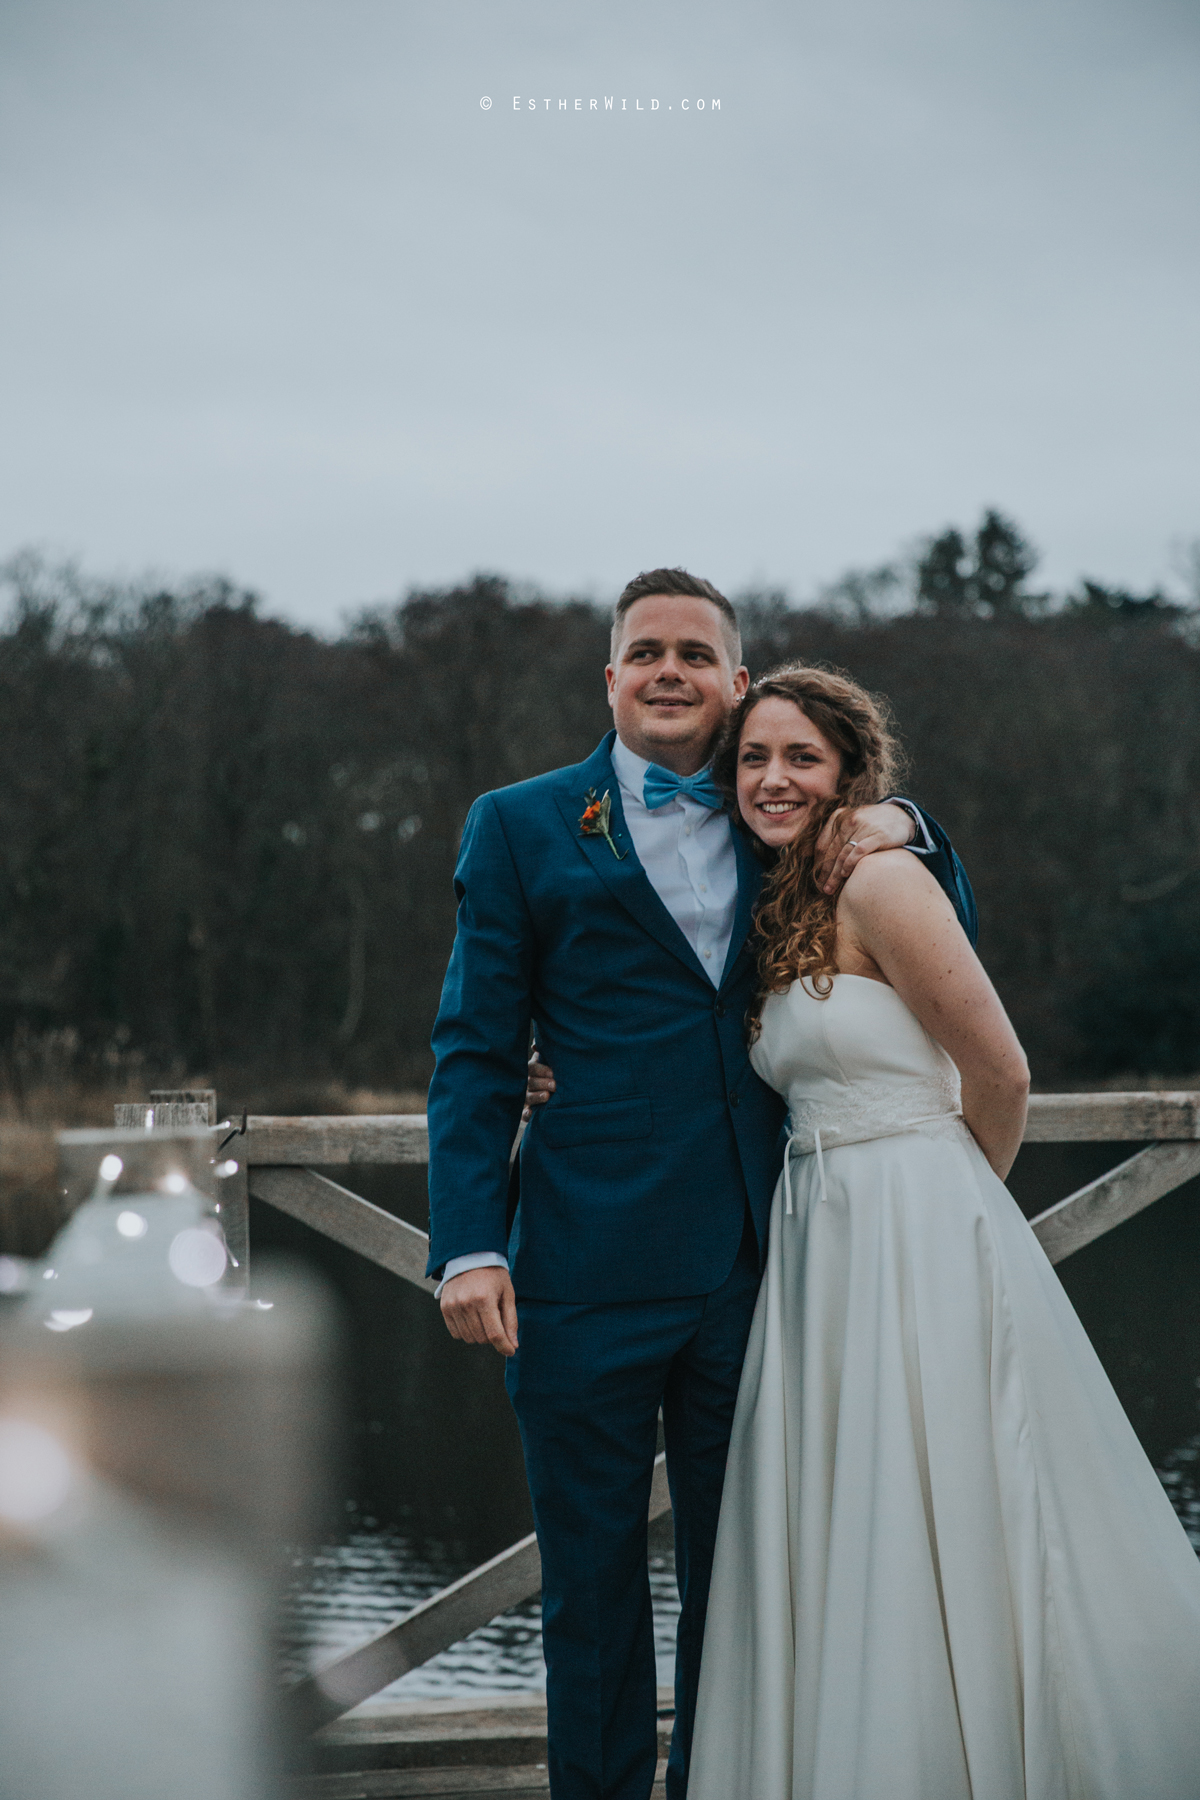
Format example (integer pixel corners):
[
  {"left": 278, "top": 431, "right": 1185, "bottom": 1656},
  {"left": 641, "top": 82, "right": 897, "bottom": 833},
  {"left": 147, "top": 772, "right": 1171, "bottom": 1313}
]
[
  {"left": 699, "top": 883, "right": 707, "bottom": 892},
  {"left": 684, "top": 826, "right": 692, "bottom": 837},
  {"left": 703, "top": 949, "right": 712, "bottom": 959}
]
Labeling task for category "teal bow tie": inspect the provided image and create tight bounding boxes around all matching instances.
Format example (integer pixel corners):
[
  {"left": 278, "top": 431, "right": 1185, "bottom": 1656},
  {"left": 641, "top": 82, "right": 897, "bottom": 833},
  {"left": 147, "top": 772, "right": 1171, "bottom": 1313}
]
[{"left": 642, "top": 764, "right": 725, "bottom": 812}]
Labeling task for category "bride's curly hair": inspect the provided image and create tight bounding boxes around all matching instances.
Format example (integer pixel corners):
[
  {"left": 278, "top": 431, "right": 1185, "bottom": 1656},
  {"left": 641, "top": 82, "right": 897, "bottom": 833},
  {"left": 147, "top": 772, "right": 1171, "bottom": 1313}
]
[{"left": 712, "top": 663, "right": 904, "bottom": 1037}]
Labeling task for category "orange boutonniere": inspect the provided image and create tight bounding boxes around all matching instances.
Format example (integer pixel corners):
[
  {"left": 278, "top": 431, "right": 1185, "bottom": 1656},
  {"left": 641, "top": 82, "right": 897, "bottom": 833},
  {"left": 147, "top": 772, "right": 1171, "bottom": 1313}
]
[{"left": 578, "top": 787, "right": 626, "bottom": 860}]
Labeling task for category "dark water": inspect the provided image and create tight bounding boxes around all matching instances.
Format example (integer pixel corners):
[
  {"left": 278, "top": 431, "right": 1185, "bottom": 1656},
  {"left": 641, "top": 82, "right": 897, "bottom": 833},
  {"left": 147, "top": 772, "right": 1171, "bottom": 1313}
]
[
  {"left": 257, "top": 1144, "right": 1200, "bottom": 1701},
  {"left": 276, "top": 1519, "right": 682, "bottom": 1699}
]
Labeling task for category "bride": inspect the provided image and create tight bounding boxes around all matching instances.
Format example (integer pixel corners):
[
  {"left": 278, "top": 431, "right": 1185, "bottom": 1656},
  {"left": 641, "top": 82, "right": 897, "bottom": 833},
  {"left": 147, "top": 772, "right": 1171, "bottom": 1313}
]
[{"left": 686, "top": 663, "right": 1200, "bottom": 1800}]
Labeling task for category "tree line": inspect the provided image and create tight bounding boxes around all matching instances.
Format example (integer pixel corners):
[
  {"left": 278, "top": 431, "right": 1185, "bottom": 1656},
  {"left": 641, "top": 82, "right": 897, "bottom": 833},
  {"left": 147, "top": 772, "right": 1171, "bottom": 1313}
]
[{"left": 2, "top": 512, "right": 1198, "bottom": 1106}]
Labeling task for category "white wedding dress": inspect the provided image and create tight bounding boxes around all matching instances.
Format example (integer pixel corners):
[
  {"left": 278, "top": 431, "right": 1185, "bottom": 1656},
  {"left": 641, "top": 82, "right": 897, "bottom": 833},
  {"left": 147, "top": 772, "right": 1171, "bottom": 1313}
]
[{"left": 688, "top": 974, "right": 1200, "bottom": 1800}]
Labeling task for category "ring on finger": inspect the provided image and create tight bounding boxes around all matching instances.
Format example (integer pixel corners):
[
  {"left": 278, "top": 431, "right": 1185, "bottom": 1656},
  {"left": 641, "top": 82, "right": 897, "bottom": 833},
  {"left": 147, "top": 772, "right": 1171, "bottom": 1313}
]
[{"left": 847, "top": 839, "right": 859, "bottom": 849}]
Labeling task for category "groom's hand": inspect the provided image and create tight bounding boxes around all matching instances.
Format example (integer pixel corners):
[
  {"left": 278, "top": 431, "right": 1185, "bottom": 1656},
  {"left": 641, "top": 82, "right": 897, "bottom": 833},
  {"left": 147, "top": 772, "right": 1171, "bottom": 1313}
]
[
  {"left": 440, "top": 1267, "right": 520, "bottom": 1357},
  {"left": 815, "top": 802, "right": 917, "bottom": 895}
]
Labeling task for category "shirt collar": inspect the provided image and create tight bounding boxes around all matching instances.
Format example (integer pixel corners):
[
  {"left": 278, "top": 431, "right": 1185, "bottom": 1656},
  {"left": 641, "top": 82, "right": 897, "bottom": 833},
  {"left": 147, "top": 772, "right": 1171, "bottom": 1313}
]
[{"left": 610, "top": 735, "right": 652, "bottom": 802}]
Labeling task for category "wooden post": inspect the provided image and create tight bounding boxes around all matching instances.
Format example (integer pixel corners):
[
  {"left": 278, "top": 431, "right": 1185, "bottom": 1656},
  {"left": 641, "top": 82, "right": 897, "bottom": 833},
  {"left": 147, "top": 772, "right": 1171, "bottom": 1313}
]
[
  {"left": 216, "top": 1147, "right": 250, "bottom": 1294},
  {"left": 114, "top": 1088, "right": 216, "bottom": 1131}
]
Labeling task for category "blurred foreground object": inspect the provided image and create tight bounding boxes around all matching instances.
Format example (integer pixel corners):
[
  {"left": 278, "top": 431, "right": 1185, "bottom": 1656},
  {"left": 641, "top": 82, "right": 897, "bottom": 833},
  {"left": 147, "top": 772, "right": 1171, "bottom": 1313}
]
[
  {"left": 0, "top": 1086, "right": 250, "bottom": 1277},
  {"left": 0, "top": 1127, "right": 338, "bottom": 1800},
  {"left": 109, "top": 1088, "right": 250, "bottom": 1294}
]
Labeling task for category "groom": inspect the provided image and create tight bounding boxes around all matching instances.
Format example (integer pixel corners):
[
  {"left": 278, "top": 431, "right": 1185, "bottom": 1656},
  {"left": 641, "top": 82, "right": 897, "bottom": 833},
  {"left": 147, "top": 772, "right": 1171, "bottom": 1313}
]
[{"left": 426, "top": 568, "right": 975, "bottom": 1800}]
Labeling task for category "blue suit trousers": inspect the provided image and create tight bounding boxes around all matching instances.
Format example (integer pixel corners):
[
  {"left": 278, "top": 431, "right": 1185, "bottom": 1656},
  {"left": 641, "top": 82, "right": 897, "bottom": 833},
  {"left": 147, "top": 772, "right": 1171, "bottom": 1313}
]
[{"left": 505, "top": 1218, "right": 762, "bottom": 1800}]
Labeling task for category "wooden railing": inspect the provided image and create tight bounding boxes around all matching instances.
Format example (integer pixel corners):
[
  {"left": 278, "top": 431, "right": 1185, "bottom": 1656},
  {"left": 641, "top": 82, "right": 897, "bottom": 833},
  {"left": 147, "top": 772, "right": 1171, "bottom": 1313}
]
[{"left": 246, "top": 1094, "right": 1200, "bottom": 1731}]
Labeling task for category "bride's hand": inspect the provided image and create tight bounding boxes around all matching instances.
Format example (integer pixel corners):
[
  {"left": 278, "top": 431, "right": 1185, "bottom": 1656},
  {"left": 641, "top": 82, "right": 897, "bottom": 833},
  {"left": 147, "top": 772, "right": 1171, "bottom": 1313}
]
[
  {"left": 522, "top": 1049, "right": 556, "bottom": 1120},
  {"left": 815, "top": 803, "right": 917, "bottom": 895}
]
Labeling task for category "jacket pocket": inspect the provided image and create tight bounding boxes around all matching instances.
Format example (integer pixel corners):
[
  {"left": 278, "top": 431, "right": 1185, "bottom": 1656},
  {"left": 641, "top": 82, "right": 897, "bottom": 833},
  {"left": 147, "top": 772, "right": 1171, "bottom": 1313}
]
[{"left": 538, "top": 1096, "right": 653, "bottom": 1149}]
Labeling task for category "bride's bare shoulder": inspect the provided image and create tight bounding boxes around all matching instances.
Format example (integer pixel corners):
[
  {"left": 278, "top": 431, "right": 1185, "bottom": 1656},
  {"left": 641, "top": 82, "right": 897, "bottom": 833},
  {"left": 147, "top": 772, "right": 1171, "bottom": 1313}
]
[
  {"left": 838, "top": 849, "right": 950, "bottom": 920},
  {"left": 836, "top": 852, "right": 963, "bottom": 974}
]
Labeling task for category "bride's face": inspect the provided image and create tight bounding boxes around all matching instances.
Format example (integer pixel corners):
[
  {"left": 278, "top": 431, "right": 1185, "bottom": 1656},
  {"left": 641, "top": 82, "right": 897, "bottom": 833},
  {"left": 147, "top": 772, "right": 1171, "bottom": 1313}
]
[{"left": 736, "top": 697, "right": 844, "bottom": 849}]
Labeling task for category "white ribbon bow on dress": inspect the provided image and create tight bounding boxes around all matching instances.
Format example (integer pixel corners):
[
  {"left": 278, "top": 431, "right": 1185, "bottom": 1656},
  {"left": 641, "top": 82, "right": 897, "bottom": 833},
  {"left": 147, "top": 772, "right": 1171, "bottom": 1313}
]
[
  {"left": 783, "top": 1111, "right": 965, "bottom": 1215},
  {"left": 783, "top": 1125, "right": 840, "bottom": 1215}
]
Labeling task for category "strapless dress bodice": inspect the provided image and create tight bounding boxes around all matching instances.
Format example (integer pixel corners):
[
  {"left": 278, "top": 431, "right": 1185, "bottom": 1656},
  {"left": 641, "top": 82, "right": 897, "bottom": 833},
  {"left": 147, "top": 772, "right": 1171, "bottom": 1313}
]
[{"left": 749, "top": 973, "right": 963, "bottom": 1154}]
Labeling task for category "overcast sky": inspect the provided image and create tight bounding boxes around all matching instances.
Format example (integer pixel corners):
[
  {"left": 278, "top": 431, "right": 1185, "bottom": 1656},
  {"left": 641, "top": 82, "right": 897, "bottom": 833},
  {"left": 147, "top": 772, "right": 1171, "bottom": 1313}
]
[{"left": 2, "top": 0, "right": 1197, "bottom": 627}]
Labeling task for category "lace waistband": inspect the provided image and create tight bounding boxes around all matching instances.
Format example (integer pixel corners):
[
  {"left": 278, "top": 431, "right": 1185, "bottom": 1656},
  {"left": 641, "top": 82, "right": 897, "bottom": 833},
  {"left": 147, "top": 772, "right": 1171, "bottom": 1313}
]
[{"left": 782, "top": 1089, "right": 965, "bottom": 1214}]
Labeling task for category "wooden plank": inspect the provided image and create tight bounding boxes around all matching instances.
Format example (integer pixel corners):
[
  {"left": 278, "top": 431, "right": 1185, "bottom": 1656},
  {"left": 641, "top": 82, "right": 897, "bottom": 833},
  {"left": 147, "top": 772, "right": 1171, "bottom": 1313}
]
[
  {"left": 307, "top": 1715, "right": 672, "bottom": 1787},
  {"left": 292, "top": 1771, "right": 554, "bottom": 1797},
  {"left": 289, "top": 1534, "right": 543, "bottom": 1733},
  {"left": 313, "top": 1715, "right": 549, "bottom": 1775},
  {"left": 244, "top": 1095, "right": 1200, "bottom": 1168},
  {"left": 246, "top": 1115, "right": 429, "bottom": 1167},
  {"left": 290, "top": 1455, "right": 672, "bottom": 1731},
  {"left": 217, "top": 1153, "right": 250, "bottom": 1292},
  {"left": 250, "top": 1168, "right": 436, "bottom": 1293},
  {"left": 1024, "top": 1092, "right": 1200, "bottom": 1142},
  {"left": 1031, "top": 1142, "right": 1200, "bottom": 1264},
  {"left": 647, "top": 1446, "right": 671, "bottom": 1521},
  {"left": 292, "top": 1766, "right": 668, "bottom": 1798},
  {"left": 311, "top": 1691, "right": 674, "bottom": 1775}
]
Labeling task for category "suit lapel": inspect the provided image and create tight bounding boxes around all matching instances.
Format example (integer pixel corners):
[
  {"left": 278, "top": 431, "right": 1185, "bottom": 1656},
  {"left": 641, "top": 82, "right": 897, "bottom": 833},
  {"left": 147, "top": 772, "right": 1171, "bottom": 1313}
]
[
  {"left": 719, "top": 822, "right": 764, "bottom": 989},
  {"left": 554, "top": 735, "right": 711, "bottom": 983}
]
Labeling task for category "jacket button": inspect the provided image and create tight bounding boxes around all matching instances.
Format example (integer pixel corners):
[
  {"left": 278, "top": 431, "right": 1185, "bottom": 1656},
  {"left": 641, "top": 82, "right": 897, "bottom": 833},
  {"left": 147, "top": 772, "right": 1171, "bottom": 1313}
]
[
  {"left": 715, "top": 1001, "right": 726, "bottom": 1018},
  {"left": 729, "top": 1092, "right": 740, "bottom": 1108}
]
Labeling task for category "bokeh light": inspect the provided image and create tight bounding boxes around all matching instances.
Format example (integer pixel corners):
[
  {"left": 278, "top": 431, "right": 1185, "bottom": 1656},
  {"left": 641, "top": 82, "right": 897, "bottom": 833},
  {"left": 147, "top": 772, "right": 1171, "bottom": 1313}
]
[
  {"left": 167, "top": 1229, "right": 227, "bottom": 1288},
  {"left": 45, "top": 1309, "right": 94, "bottom": 1333},
  {"left": 0, "top": 1257, "right": 26, "bottom": 1294},
  {"left": 0, "top": 1418, "right": 73, "bottom": 1523}
]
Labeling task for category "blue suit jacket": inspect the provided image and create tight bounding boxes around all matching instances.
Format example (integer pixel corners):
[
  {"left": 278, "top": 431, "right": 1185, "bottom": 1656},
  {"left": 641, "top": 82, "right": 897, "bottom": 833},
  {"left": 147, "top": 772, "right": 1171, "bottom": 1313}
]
[{"left": 426, "top": 732, "right": 976, "bottom": 1303}]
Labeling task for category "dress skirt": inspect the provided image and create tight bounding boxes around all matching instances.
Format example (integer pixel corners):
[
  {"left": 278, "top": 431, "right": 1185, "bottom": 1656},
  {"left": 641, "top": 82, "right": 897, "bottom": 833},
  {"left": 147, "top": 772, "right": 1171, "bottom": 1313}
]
[{"left": 686, "top": 1124, "right": 1200, "bottom": 1800}]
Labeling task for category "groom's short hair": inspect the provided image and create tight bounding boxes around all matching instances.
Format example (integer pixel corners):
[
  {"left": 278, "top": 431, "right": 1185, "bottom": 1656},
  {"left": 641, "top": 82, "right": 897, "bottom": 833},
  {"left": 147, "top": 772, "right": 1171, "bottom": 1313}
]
[{"left": 611, "top": 568, "right": 742, "bottom": 666}]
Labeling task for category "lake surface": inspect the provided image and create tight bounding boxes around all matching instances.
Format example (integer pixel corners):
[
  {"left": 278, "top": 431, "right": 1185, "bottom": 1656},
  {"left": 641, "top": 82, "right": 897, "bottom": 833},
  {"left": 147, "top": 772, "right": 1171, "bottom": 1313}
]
[
  {"left": 260, "top": 1144, "right": 1200, "bottom": 1700},
  {"left": 278, "top": 1517, "right": 682, "bottom": 1699}
]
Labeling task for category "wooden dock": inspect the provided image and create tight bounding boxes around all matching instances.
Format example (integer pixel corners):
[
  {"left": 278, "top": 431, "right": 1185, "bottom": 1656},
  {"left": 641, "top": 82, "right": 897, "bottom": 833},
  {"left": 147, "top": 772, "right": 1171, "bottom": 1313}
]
[
  {"left": 27, "top": 1091, "right": 1200, "bottom": 1793},
  {"left": 252, "top": 1095, "right": 1200, "bottom": 1732},
  {"left": 294, "top": 1692, "right": 674, "bottom": 1798}
]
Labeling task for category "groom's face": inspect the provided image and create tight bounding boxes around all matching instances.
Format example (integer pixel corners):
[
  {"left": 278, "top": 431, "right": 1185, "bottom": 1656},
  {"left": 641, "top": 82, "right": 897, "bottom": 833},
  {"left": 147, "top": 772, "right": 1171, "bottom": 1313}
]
[{"left": 606, "top": 595, "right": 749, "bottom": 774}]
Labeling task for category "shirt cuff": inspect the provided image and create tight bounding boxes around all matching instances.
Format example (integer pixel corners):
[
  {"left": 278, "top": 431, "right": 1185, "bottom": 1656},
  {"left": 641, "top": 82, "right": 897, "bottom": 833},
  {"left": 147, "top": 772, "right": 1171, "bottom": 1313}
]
[
  {"left": 434, "top": 1251, "right": 510, "bottom": 1300},
  {"left": 885, "top": 797, "right": 936, "bottom": 855}
]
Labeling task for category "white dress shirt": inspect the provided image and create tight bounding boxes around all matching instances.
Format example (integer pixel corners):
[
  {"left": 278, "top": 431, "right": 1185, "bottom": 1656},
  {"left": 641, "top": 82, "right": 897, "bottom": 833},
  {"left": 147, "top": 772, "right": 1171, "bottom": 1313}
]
[
  {"left": 437, "top": 735, "right": 738, "bottom": 1293},
  {"left": 608, "top": 736, "right": 740, "bottom": 981}
]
